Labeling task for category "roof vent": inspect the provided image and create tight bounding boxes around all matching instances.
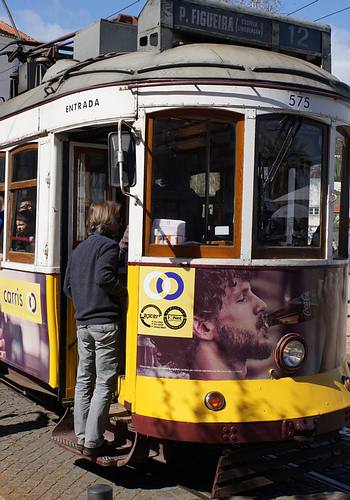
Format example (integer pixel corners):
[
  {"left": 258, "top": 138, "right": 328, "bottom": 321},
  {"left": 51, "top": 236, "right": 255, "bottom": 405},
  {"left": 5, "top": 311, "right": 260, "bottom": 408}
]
[{"left": 73, "top": 19, "right": 137, "bottom": 62}]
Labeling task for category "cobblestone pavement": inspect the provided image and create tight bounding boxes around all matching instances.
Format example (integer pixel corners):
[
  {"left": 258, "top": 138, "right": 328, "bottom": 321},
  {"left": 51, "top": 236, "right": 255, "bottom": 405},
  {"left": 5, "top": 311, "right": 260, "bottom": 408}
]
[
  {"left": 2, "top": 381, "right": 350, "bottom": 500},
  {"left": 0, "top": 382, "right": 200, "bottom": 500}
]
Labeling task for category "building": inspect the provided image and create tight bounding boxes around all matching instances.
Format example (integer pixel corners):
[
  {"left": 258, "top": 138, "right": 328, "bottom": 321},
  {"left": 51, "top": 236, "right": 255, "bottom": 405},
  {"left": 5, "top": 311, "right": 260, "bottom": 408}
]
[{"left": 0, "top": 20, "right": 34, "bottom": 101}]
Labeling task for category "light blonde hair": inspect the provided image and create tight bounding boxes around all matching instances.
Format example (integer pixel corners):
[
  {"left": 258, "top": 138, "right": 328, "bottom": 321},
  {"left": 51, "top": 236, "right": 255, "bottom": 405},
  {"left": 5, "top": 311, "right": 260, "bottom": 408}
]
[{"left": 87, "top": 201, "right": 121, "bottom": 236}]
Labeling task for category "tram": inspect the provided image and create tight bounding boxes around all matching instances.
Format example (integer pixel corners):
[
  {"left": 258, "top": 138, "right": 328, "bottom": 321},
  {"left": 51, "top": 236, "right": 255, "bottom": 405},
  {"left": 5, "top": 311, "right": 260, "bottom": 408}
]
[{"left": 1, "top": 0, "right": 350, "bottom": 494}]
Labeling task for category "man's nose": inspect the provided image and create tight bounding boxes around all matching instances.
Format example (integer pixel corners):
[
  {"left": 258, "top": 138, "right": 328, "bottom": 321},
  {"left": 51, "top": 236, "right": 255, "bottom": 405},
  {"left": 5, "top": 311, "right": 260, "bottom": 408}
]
[{"left": 254, "top": 294, "right": 267, "bottom": 314}]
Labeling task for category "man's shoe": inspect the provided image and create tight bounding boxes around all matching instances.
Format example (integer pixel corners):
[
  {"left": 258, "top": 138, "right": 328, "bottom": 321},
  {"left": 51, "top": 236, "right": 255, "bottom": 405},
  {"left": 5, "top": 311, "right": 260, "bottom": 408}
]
[{"left": 82, "top": 440, "right": 111, "bottom": 457}]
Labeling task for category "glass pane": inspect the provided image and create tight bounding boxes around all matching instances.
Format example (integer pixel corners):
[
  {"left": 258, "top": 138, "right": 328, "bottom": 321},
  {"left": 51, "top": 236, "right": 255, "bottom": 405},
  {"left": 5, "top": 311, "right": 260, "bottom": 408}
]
[
  {"left": 256, "top": 116, "right": 324, "bottom": 248},
  {"left": 12, "top": 148, "right": 37, "bottom": 182},
  {"left": 333, "top": 132, "right": 346, "bottom": 257},
  {"left": 150, "top": 116, "right": 235, "bottom": 246},
  {"left": 0, "top": 154, "right": 5, "bottom": 184},
  {"left": 10, "top": 189, "right": 36, "bottom": 253},
  {"left": 76, "top": 149, "right": 107, "bottom": 242}
]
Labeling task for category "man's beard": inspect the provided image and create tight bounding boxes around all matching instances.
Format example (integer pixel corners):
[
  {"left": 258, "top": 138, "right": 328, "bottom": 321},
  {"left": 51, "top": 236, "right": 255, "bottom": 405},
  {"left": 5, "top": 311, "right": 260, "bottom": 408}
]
[{"left": 215, "top": 322, "right": 272, "bottom": 364}]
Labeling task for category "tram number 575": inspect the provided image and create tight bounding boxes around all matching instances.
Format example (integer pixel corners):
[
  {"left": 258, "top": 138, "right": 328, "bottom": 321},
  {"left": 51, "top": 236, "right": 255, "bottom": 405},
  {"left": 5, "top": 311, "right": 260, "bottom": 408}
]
[{"left": 288, "top": 94, "right": 310, "bottom": 109}]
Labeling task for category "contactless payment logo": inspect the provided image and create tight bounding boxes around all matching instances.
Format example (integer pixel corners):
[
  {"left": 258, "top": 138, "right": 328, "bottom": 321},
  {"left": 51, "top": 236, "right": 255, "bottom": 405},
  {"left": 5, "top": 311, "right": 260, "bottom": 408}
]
[
  {"left": 144, "top": 271, "right": 184, "bottom": 301},
  {"left": 26, "top": 292, "right": 37, "bottom": 313},
  {"left": 138, "top": 267, "right": 195, "bottom": 338}
]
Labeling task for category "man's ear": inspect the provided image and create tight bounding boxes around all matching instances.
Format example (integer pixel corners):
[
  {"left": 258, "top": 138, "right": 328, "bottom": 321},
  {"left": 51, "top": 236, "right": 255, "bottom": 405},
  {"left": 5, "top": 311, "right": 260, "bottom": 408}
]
[{"left": 193, "top": 316, "right": 217, "bottom": 341}]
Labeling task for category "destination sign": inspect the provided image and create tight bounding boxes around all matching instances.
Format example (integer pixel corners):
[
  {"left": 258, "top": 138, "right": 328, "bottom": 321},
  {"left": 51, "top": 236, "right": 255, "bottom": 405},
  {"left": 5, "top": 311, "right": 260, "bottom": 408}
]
[
  {"left": 173, "top": 0, "right": 271, "bottom": 44},
  {"left": 173, "top": 0, "right": 326, "bottom": 59},
  {"left": 278, "top": 21, "right": 322, "bottom": 54}
]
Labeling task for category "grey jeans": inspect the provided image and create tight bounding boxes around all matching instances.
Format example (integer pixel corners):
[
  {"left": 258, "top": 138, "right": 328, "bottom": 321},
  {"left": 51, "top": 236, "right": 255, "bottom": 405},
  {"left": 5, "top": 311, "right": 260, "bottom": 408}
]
[{"left": 74, "top": 322, "right": 118, "bottom": 449}]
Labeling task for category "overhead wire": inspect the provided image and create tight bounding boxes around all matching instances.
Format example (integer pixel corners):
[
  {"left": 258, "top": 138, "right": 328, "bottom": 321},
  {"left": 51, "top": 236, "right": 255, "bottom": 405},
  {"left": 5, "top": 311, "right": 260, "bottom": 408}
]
[
  {"left": 314, "top": 6, "right": 350, "bottom": 22},
  {"left": 287, "top": 0, "right": 320, "bottom": 16},
  {"left": 106, "top": 0, "right": 142, "bottom": 19}
]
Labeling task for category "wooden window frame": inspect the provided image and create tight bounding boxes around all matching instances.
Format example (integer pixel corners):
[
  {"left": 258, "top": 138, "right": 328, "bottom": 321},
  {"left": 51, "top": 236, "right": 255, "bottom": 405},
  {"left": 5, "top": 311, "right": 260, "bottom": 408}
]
[
  {"left": 144, "top": 109, "right": 244, "bottom": 259},
  {"left": 72, "top": 146, "right": 109, "bottom": 247},
  {"left": 7, "top": 144, "right": 38, "bottom": 264},
  {"left": 0, "top": 152, "right": 5, "bottom": 255},
  {"left": 335, "top": 127, "right": 350, "bottom": 259},
  {"left": 252, "top": 115, "right": 329, "bottom": 260}
]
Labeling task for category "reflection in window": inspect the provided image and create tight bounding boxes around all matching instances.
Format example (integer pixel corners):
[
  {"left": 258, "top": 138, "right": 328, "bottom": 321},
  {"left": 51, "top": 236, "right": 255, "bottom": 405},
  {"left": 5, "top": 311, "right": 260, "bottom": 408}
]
[
  {"left": 75, "top": 149, "right": 107, "bottom": 242},
  {"left": 0, "top": 153, "right": 5, "bottom": 184},
  {"left": 333, "top": 130, "right": 349, "bottom": 258},
  {"left": 0, "top": 153, "right": 5, "bottom": 252},
  {"left": 150, "top": 115, "right": 235, "bottom": 246},
  {"left": 9, "top": 145, "right": 37, "bottom": 261},
  {"left": 255, "top": 116, "right": 326, "bottom": 250},
  {"left": 12, "top": 148, "right": 37, "bottom": 182}
]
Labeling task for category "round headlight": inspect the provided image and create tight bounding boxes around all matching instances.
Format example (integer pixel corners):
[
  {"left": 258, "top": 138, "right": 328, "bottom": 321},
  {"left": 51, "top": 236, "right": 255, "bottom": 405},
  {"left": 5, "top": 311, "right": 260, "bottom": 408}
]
[{"left": 275, "top": 334, "right": 307, "bottom": 372}]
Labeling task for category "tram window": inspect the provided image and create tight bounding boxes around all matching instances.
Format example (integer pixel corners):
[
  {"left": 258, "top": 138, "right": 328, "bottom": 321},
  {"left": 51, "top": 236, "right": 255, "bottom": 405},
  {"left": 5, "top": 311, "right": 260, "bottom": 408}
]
[
  {"left": 74, "top": 147, "right": 108, "bottom": 244},
  {"left": 0, "top": 153, "right": 5, "bottom": 254},
  {"left": 8, "top": 145, "right": 38, "bottom": 263},
  {"left": 333, "top": 129, "right": 350, "bottom": 258},
  {"left": 145, "top": 111, "right": 243, "bottom": 258},
  {"left": 253, "top": 115, "right": 327, "bottom": 258}
]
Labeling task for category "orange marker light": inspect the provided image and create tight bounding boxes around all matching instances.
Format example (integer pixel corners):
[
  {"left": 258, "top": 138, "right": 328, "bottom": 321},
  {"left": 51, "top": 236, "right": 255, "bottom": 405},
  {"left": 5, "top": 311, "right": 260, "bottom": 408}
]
[{"left": 204, "top": 391, "right": 226, "bottom": 411}]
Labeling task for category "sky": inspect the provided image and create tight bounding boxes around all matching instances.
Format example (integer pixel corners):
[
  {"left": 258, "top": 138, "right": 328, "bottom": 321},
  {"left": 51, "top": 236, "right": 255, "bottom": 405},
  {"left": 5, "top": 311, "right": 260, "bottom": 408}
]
[{"left": 1, "top": 0, "right": 350, "bottom": 83}]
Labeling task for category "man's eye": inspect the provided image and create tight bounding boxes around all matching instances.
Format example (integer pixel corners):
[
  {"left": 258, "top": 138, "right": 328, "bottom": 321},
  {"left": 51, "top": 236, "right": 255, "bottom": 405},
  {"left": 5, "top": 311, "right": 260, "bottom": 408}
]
[{"left": 237, "top": 296, "right": 246, "bottom": 303}]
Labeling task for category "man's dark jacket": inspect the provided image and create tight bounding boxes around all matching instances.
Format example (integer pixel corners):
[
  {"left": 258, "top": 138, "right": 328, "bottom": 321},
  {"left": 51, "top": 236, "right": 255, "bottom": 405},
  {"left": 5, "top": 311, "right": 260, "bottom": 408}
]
[{"left": 64, "top": 232, "right": 123, "bottom": 325}]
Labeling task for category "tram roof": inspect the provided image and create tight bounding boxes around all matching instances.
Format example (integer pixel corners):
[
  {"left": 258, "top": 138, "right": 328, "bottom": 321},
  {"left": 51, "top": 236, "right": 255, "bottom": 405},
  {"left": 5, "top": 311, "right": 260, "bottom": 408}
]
[{"left": 0, "top": 42, "right": 349, "bottom": 120}]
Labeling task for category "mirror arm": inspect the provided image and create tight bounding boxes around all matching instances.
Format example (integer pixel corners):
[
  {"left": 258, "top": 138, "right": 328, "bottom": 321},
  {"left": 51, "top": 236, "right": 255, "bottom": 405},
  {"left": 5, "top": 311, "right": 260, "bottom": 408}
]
[{"left": 118, "top": 120, "right": 140, "bottom": 206}]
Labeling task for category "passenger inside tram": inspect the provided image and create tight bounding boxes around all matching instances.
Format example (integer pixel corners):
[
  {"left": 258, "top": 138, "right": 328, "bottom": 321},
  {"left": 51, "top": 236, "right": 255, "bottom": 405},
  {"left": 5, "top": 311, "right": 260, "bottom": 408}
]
[{"left": 11, "top": 197, "right": 36, "bottom": 253}]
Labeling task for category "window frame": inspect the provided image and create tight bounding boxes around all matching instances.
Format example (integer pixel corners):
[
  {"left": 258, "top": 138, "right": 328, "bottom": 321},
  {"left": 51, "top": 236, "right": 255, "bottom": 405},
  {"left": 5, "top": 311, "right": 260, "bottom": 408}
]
[
  {"left": 252, "top": 114, "right": 329, "bottom": 259},
  {"left": 7, "top": 143, "right": 38, "bottom": 264},
  {"left": 334, "top": 127, "right": 350, "bottom": 259},
  {"left": 0, "top": 152, "right": 5, "bottom": 256},
  {"left": 72, "top": 145, "right": 109, "bottom": 247},
  {"left": 143, "top": 108, "right": 244, "bottom": 259}
]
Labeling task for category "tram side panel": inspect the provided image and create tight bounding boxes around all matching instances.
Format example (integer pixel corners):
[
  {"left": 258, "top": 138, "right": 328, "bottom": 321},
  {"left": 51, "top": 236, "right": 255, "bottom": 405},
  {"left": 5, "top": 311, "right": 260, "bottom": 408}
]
[
  {"left": 132, "top": 264, "right": 350, "bottom": 443},
  {"left": 0, "top": 269, "right": 60, "bottom": 389}
]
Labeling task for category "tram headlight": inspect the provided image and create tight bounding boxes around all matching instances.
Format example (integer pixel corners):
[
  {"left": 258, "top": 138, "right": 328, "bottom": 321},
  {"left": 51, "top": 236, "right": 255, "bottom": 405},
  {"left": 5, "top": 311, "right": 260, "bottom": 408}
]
[
  {"left": 275, "top": 334, "right": 307, "bottom": 372},
  {"left": 204, "top": 391, "right": 226, "bottom": 411}
]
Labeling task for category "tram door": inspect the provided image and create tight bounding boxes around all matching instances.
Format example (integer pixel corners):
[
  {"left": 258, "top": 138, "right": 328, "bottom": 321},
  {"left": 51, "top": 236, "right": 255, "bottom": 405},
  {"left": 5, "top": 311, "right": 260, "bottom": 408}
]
[{"left": 65, "top": 143, "right": 128, "bottom": 398}]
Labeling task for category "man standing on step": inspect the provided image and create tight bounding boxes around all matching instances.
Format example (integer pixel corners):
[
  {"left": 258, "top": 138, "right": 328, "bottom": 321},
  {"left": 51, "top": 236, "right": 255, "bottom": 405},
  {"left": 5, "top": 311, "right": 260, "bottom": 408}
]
[{"left": 64, "top": 201, "right": 125, "bottom": 456}]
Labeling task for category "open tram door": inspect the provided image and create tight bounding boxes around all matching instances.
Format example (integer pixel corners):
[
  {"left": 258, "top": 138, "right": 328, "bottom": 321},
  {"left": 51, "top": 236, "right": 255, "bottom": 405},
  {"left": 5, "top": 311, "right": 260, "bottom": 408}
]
[{"left": 62, "top": 127, "right": 135, "bottom": 401}]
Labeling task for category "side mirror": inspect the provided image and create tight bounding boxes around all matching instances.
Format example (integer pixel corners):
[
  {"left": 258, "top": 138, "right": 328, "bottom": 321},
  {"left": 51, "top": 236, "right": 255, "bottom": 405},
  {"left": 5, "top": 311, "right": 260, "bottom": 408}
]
[{"left": 108, "top": 129, "right": 136, "bottom": 189}]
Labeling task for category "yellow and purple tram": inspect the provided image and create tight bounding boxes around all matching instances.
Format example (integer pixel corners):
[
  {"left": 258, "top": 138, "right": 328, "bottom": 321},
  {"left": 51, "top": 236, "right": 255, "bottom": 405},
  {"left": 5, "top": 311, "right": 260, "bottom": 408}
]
[{"left": 0, "top": 0, "right": 350, "bottom": 493}]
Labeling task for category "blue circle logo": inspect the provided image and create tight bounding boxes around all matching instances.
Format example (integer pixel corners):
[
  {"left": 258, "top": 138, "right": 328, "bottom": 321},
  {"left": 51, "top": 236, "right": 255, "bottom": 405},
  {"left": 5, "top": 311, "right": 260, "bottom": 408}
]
[
  {"left": 26, "top": 292, "right": 37, "bottom": 313},
  {"left": 144, "top": 271, "right": 184, "bottom": 301}
]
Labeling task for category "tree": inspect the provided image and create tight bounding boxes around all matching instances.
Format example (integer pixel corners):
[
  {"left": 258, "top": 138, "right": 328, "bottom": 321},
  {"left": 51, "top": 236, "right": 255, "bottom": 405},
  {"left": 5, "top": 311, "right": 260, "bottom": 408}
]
[{"left": 232, "top": 0, "right": 281, "bottom": 12}]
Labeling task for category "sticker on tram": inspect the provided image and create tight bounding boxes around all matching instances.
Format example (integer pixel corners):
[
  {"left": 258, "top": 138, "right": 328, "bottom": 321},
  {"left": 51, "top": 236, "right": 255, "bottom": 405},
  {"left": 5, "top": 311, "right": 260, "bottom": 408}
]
[
  {"left": 0, "top": 278, "right": 42, "bottom": 324},
  {"left": 138, "top": 267, "right": 195, "bottom": 338}
]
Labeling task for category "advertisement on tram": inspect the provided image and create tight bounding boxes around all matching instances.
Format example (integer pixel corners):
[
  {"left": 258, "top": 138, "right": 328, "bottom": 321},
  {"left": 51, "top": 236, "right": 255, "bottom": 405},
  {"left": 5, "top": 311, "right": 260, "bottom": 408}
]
[{"left": 137, "top": 266, "right": 347, "bottom": 380}]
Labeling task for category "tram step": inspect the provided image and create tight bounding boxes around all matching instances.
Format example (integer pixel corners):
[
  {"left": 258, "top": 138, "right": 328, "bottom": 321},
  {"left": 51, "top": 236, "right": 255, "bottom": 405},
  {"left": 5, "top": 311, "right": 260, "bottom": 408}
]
[
  {"left": 52, "top": 408, "right": 156, "bottom": 468},
  {"left": 109, "top": 402, "right": 131, "bottom": 418},
  {"left": 52, "top": 408, "right": 132, "bottom": 466}
]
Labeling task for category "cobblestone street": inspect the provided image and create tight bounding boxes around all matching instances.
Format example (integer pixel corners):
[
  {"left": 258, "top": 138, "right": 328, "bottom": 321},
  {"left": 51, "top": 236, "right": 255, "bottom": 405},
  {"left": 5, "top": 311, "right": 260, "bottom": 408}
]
[{"left": 0, "top": 383, "right": 199, "bottom": 500}]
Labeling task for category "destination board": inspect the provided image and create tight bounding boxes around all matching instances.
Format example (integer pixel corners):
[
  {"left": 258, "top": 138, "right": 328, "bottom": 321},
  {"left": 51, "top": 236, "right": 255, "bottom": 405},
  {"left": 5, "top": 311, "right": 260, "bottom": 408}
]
[
  {"left": 173, "top": 0, "right": 271, "bottom": 45},
  {"left": 278, "top": 21, "right": 322, "bottom": 54},
  {"left": 173, "top": 0, "right": 325, "bottom": 58}
]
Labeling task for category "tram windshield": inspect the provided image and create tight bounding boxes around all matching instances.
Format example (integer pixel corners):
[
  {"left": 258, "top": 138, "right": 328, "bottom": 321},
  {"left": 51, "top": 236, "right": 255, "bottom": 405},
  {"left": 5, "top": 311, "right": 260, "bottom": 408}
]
[
  {"left": 254, "top": 115, "right": 327, "bottom": 257},
  {"left": 146, "top": 111, "right": 239, "bottom": 256}
]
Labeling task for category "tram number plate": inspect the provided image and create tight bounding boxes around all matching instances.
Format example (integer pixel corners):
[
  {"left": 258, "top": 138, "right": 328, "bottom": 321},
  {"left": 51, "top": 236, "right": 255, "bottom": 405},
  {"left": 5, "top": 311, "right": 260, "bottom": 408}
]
[{"left": 288, "top": 94, "right": 310, "bottom": 109}]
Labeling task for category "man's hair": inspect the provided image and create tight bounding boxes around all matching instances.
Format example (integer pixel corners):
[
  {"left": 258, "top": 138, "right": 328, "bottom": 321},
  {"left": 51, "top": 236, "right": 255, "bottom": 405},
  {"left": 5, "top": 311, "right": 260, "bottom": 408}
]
[
  {"left": 87, "top": 201, "right": 121, "bottom": 236},
  {"left": 194, "top": 269, "right": 251, "bottom": 320}
]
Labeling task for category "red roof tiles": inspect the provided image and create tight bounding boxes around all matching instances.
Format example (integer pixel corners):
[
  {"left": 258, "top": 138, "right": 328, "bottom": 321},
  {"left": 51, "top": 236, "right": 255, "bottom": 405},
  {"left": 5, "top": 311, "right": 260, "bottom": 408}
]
[{"left": 0, "top": 20, "right": 34, "bottom": 41}]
